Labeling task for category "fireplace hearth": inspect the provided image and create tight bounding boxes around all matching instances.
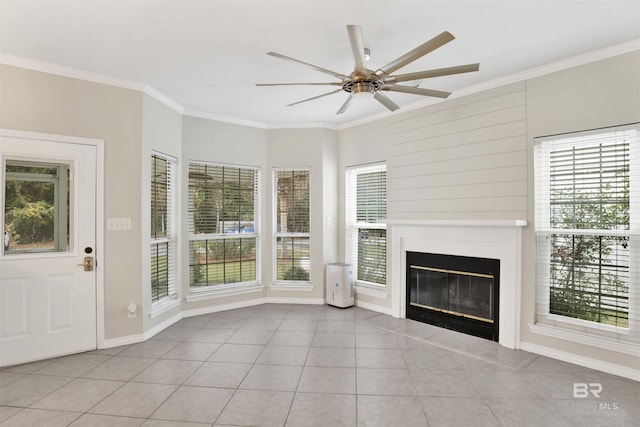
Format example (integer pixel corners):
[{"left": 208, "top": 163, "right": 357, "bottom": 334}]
[{"left": 406, "top": 251, "right": 500, "bottom": 341}]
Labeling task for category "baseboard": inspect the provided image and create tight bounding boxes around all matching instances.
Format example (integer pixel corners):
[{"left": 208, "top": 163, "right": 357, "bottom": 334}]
[
  {"left": 520, "top": 341, "right": 640, "bottom": 381},
  {"left": 101, "top": 333, "right": 145, "bottom": 349},
  {"left": 266, "top": 297, "right": 325, "bottom": 305},
  {"left": 182, "top": 297, "right": 268, "bottom": 318},
  {"left": 355, "top": 299, "right": 393, "bottom": 316},
  {"left": 102, "top": 298, "right": 362, "bottom": 349},
  {"left": 143, "top": 311, "right": 183, "bottom": 341}
]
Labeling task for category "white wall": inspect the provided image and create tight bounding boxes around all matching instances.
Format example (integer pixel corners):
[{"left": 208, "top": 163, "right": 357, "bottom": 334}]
[
  {"left": 338, "top": 50, "right": 640, "bottom": 376},
  {"left": 2, "top": 49, "right": 638, "bottom": 376},
  {"left": 180, "top": 115, "right": 269, "bottom": 312},
  {"left": 0, "top": 64, "right": 145, "bottom": 341},
  {"left": 141, "top": 94, "right": 183, "bottom": 331},
  {"left": 521, "top": 51, "right": 640, "bottom": 376},
  {"left": 387, "top": 82, "right": 527, "bottom": 221},
  {"left": 338, "top": 117, "right": 394, "bottom": 309},
  {"left": 266, "top": 128, "right": 338, "bottom": 302}
]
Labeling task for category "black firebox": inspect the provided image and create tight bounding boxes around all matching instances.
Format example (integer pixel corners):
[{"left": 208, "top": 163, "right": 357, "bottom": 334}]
[{"left": 406, "top": 251, "right": 500, "bottom": 341}]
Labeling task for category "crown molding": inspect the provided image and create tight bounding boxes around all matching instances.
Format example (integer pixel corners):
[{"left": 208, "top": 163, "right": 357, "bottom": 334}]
[
  {"left": 143, "top": 85, "right": 184, "bottom": 114},
  {"left": 266, "top": 122, "right": 339, "bottom": 130},
  {"left": 338, "top": 38, "right": 640, "bottom": 130},
  {"left": 183, "top": 109, "right": 266, "bottom": 129},
  {"left": 449, "top": 38, "right": 640, "bottom": 101},
  {"left": 0, "top": 53, "right": 184, "bottom": 115},
  {"left": 3, "top": 38, "right": 638, "bottom": 131}
]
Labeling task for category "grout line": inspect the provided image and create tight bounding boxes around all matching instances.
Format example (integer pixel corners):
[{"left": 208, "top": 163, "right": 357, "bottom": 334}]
[{"left": 354, "top": 318, "right": 533, "bottom": 371}]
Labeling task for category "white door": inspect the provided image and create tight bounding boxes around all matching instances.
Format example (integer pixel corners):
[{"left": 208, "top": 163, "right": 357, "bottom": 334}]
[{"left": 0, "top": 134, "right": 97, "bottom": 367}]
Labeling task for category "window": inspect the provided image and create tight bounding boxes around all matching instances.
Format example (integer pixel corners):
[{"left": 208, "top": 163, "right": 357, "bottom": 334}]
[
  {"left": 150, "top": 153, "right": 177, "bottom": 304},
  {"left": 3, "top": 160, "right": 70, "bottom": 254},
  {"left": 346, "top": 163, "right": 387, "bottom": 285},
  {"left": 535, "top": 124, "right": 639, "bottom": 335},
  {"left": 274, "top": 168, "right": 310, "bottom": 283},
  {"left": 188, "top": 163, "right": 259, "bottom": 289}
]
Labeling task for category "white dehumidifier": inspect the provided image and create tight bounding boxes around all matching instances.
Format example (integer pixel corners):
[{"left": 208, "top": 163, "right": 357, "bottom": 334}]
[{"left": 326, "top": 263, "right": 354, "bottom": 308}]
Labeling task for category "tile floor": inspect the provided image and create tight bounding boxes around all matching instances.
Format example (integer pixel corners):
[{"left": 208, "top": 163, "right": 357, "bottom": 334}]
[{"left": 1, "top": 304, "right": 638, "bottom": 426}]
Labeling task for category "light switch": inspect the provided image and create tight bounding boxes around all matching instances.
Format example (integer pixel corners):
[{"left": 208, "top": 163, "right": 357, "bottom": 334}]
[{"left": 107, "top": 218, "right": 132, "bottom": 231}]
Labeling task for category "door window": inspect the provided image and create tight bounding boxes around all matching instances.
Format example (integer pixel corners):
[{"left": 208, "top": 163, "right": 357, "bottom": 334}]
[{"left": 3, "top": 160, "right": 70, "bottom": 254}]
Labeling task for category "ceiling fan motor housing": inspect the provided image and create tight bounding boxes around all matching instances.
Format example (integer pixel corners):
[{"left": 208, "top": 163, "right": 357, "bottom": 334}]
[{"left": 342, "top": 71, "right": 384, "bottom": 94}]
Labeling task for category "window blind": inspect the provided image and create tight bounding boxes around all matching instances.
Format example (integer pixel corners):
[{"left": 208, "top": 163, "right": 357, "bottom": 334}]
[
  {"left": 275, "top": 169, "right": 310, "bottom": 233},
  {"left": 188, "top": 164, "right": 258, "bottom": 235},
  {"left": 534, "top": 124, "right": 639, "bottom": 332},
  {"left": 150, "top": 153, "right": 177, "bottom": 303},
  {"left": 356, "top": 169, "right": 387, "bottom": 223},
  {"left": 346, "top": 163, "right": 387, "bottom": 286},
  {"left": 274, "top": 168, "right": 310, "bottom": 282},
  {"left": 358, "top": 228, "right": 387, "bottom": 284},
  {"left": 188, "top": 162, "right": 259, "bottom": 288}
]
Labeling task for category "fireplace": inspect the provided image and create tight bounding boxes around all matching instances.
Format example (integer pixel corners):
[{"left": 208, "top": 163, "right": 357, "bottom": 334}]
[
  {"left": 389, "top": 220, "right": 525, "bottom": 349},
  {"left": 406, "top": 251, "right": 500, "bottom": 341}
]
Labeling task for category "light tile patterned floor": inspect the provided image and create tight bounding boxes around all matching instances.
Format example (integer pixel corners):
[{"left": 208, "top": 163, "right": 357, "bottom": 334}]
[{"left": 1, "top": 304, "right": 639, "bottom": 426}]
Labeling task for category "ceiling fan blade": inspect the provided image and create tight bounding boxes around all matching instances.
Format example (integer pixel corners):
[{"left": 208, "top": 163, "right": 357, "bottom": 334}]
[
  {"left": 375, "top": 31, "right": 455, "bottom": 77},
  {"left": 346, "top": 25, "right": 367, "bottom": 71},
  {"left": 384, "top": 63, "right": 480, "bottom": 84},
  {"left": 373, "top": 91, "right": 400, "bottom": 112},
  {"left": 256, "top": 82, "right": 342, "bottom": 86},
  {"left": 384, "top": 85, "right": 451, "bottom": 98},
  {"left": 286, "top": 89, "right": 343, "bottom": 107},
  {"left": 267, "top": 51, "right": 349, "bottom": 80},
  {"left": 336, "top": 94, "right": 354, "bottom": 114}
]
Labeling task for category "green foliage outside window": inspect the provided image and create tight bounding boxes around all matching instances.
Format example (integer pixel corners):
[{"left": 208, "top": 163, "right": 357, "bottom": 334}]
[{"left": 546, "top": 141, "right": 630, "bottom": 328}]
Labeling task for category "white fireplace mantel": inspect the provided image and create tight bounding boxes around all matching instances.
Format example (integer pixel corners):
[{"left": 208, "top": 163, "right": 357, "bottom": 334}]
[{"left": 388, "top": 219, "right": 527, "bottom": 349}]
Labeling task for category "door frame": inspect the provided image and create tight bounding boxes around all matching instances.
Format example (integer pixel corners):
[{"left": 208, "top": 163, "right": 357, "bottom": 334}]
[{"left": 0, "top": 128, "right": 106, "bottom": 349}]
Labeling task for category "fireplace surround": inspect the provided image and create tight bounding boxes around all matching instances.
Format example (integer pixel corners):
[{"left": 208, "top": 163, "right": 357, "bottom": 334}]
[{"left": 389, "top": 219, "right": 526, "bottom": 349}]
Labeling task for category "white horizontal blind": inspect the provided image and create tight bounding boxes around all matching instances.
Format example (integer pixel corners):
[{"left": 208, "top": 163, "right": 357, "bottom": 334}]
[
  {"left": 346, "top": 163, "right": 387, "bottom": 285},
  {"left": 274, "top": 168, "right": 310, "bottom": 282},
  {"left": 356, "top": 167, "right": 387, "bottom": 222},
  {"left": 275, "top": 169, "right": 310, "bottom": 234},
  {"left": 534, "top": 124, "right": 639, "bottom": 333},
  {"left": 188, "top": 162, "right": 259, "bottom": 288},
  {"left": 188, "top": 164, "right": 257, "bottom": 234},
  {"left": 150, "top": 153, "right": 177, "bottom": 304}
]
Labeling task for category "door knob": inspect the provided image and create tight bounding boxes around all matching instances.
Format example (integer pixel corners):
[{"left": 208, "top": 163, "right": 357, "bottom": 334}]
[{"left": 77, "top": 257, "right": 94, "bottom": 271}]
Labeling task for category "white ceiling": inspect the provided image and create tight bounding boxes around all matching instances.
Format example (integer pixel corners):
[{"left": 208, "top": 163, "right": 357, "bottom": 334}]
[{"left": 1, "top": 1, "right": 639, "bottom": 127}]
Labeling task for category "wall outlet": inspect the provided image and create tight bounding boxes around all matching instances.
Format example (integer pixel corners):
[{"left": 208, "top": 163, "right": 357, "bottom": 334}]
[{"left": 127, "top": 302, "right": 137, "bottom": 318}]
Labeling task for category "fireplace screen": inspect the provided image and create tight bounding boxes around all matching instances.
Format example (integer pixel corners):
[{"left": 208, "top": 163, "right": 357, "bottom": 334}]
[
  {"left": 406, "top": 252, "right": 500, "bottom": 341},
  {"left": 409, "top": 266, "right": 494, "bottom": 323}
]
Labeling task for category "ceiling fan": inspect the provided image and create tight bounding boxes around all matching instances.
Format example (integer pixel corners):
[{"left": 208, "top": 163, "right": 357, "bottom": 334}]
[{"left": 257, "top": 25, "right": 479, "bottom": 114}]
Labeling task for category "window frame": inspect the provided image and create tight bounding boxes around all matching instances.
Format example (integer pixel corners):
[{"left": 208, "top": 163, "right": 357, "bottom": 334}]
[
  {"left": 150, "top": 152, "right": 178, "bottom": 307},
  {"left": 187, "top": 161, "right": 261, "bottom": 295},
  {"left": 345, "top": 162, "right": 387, "bottom": 288},
  {"left": 534, "top": 123, "right": 639, "bottom": 340},
  {"left": 273, "top": 167, "right": 311, "bottom": 286}
]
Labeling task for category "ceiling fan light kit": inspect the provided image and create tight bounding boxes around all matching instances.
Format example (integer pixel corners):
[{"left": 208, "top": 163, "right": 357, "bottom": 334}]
[{"left": 258, "top": 25, "right": 480, "bottom": 115}]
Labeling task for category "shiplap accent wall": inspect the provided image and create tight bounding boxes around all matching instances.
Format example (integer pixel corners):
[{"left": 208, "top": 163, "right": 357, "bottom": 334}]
[{"left": 388, "top": 82, "right": 527, "bottom": 220}]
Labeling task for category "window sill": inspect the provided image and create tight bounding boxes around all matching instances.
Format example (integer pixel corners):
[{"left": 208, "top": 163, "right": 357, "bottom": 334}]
[
  {"left": 529, "top": 319, "right": 639, "bottom": 357},
  {"left": 354, "top": 281, "right": 388, "bottom": 299},
  {"left": 186, "top": 283, "right": 264, "bottom": 303},
  {"left": 150, "top": 295, "right": 180, "bottom": 319},
  {"left": 270, "top": 282, "right": 314, "bottom": 292}
]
